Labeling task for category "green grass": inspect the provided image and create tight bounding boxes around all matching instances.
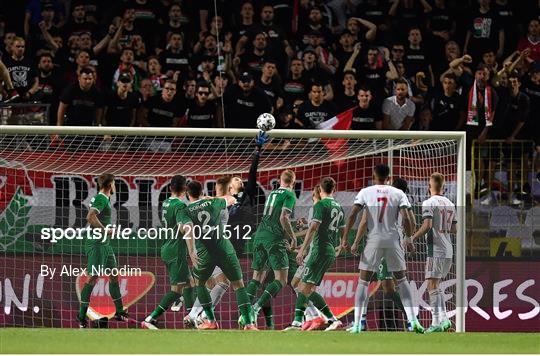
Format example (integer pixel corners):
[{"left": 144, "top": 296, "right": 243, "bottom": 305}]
[{"left": 1, "top": 329, "right": 538, "bottom": 354}]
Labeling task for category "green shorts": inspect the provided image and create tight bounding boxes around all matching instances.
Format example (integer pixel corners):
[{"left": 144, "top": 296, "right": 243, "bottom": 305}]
[
  {"left": 264, "top": 250, "right": 298, "bottom": 285},
  {"left": 251, "top": 238, "right": 289, "bottom": 272},
  {"left": 86, "top": 244, "right": 117, "bottom": 276},
  {"left": 161, "top": 244, "right": 191, "bottom": 285},
  {"left": 301, "top": 246, "right": 335, "bottom": 286},
  {"left": 193, "top": 240, "right": 243, "bottom": 282},
  {"left": 377, "top": 259, "right": 393, "bottom": 281}
]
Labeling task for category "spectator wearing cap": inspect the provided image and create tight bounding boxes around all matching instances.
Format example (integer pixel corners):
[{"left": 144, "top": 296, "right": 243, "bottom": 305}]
[
  {"left": 112, "top": 47, "right": 144, "bottom": 91},
  {"left": 184, "top": 81, "right": 222, "bottom": 128},
  {"left": 158, "top": 31, "right": 190, "bottom": 79},
  {"left": 196, "top": 55, "right": 218, "bottom": 83},
  {"left": 57, "top": 66, "right": 104, "bottom": 126},
  {"left": 223, "top": 72, "right": 272, "bottom": 128},
  {"left": 103, "top": 73, "right": 140, "bottom": 127},
  {"left": 138, "top": 79, "right": 183, "bottom": 127},
  {"left": 382, "top": 78, "right": 416, "bottom": 130},
  {"left": 255, "top": 60, "right": 284, "bottom": 112},
  {"left": 235, "top": 31, "right": 276, "bottom": 75},
  {"left": 334, "top": 70, "right": 358, "bottom": 110},
  {"left": 296, "top": 82, "right": 337, "bottom": 129},
  {"left": 302, "top": 49, "right": 334, "bottom": 101}
]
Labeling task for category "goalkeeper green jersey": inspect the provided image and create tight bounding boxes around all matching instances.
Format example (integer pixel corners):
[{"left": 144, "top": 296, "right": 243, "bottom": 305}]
[
  {"left": 87, "top": 192, "right": 111, "bottom": 247},
  {"left": 160, "top": 197, "right": 188, "bottom": 260},
  {"left": 310, "top": 197, "right": 345, "bottom": 250},
  {"left": 255, "top": 187, "right": 296, "bottom": 242}
]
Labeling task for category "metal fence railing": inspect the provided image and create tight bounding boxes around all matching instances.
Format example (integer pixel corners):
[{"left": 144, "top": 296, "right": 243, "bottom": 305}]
[{"left": 0, "top": 103, "right": 50, "bottom": 125}]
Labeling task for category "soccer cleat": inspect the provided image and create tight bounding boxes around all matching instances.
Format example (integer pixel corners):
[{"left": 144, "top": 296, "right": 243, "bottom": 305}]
[
  {"left": 306, "top": 316, "right": 326, "bottom": 331},
  {"left": 183, "top": 315, "right": 197, "bottom": 329},
  {"left": 197, "top": 320, "right": 219, "bottom": 330},
  {"left": 323, "top": 319, "right": 343, "bottom": 331},
  {"left": 283, "top": 324, "right": 302, "bottom": 331},
  {"left": 141, "top": 319, "right": 159, "bottom": 330},
  {"left": 244, "top": 324, "right": 259, "bottom": 331},
  {"left": 170, "top": 296, "right": 184, "bottom": 312},
  {"left": 3, "top": 90, "right": 20, "bottom": 103},
  {"left": 76, "top": 315, "right": 88, "bottom": 329},
  {"left": 348, "top": 323, "right": 362, "bottom": 334},
  {"left": 301, "top": 319, "right": 313, "bottom": 331},
  {"left": 440, "top": 319, "right": 452, "bottom": 331},
  {"left": 114, "top": 311, "right": 131, "bottom": 322},
  {"left": 238, "top": 314, "right": 246, "bottom": 328},
  {"left": 426, "top": 324, "right": 443, "bottom": 333},
  {"left": 411, "top": 320, "right": 425, "bottom": 334}
]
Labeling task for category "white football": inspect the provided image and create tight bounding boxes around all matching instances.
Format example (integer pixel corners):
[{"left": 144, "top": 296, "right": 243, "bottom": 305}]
[{"left": 256, "top": 113, "right": 276, "bottom": 131}]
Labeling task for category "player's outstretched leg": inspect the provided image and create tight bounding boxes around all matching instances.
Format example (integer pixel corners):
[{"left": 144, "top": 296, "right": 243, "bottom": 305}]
[{"left": 142, "top": 289, "right": 182, "bottom": 330}]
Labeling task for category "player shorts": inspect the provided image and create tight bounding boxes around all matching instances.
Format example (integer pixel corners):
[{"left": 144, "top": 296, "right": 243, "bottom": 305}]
[
  {"left": 359, "top": 246, "right": 406, "bottom": 273},
  {"left": 161, "top": 243, "right": 191, "bottom": 285},
  {"left": 293, "top": 246, "right": 313, "bottom": 280},
  {"left": 301, "top": 246, "right": 335, "bottom": 286},
  {"left": 86, "top": 245, "right": 117, "bottom": 276},
  {"left": 251, "top": 239, "right": 289, "bottom": 272},
  {"left": 425, "top": 257, "right": 452, "bottom": 279},
  {"left": 193, "top": 241, "right": 243, "bottom": 283},
  {"left": 376, "top": 259, "right": 393, "bottom": 281}
]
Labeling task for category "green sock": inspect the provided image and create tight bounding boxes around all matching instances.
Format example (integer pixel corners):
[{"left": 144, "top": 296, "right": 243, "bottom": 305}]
[
  {"left": 183, "top": 286, "right": 195, "bottom": 312},
  {"left": 309, "top": 292, "right": 334, "bottom": 320},
  {"left": 246, "top": 279, "right": 261, "bottom": 302},
  {"left": 150, "top": 291, "right": 181, "bottom": 320},
  {"left": 256, "top": 280, "right": 282, "bottom": 308},
  {"left": 294, "top": 293, "right": 309, "bottom": 323},
  {"left": 196, "top": 285, "right": 215, "bottom": 321},
  {"left": 108, "top": 281, "right": 124, "bottom": 314},
  {"left": 235, "top": 287, "right": 253, "bottom": 325},
  {"left": 78, "top": 283, "right": 93, "bottom": 319},
  {"left": 392, "top": 291, "right": 407, "bottom": 316},
  {"left": 262, "top": 302, "right": 273, "bottom": 327}
]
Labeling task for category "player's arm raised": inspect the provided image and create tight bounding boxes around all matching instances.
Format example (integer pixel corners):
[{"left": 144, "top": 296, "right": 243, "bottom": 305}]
[
  {"left": 280, "top": 208, "right": 297, "bottom": 250},
  {"left": 351, "top": 209, "right": 367, "bottom": 255},
  {"left": 296, "top": 220, "right": 320, "bottom": 265}
]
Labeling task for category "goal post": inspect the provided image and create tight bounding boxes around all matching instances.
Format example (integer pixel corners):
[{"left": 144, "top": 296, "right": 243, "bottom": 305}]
[{"left": 0, "top": 126, "right": 466, "bottom": 332}]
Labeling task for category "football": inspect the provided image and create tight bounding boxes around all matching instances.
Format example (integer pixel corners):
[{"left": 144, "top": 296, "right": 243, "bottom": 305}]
[{"left": 256, "top": 113, "right": 276, "bottom": 131}]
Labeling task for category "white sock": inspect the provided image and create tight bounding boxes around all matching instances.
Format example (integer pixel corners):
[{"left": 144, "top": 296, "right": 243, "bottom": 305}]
[
  {"left": 437, "top": 288, "right": 448, "bottom": 322},
  {"left": 210, "top": 282, "right": 229, "bottom": 306},
  {"left": 361, "top": 305, "right": 368, "bottom": 322},
  {"left": 189, "top": 301, "right": 203, "bottom": 319},
  {"left": 429, "top": 289, "right": 440, "bottom": 326},
  {"left": 354, "top": 279, "right": 369, "bottom": 326},
  {"left": 396, "top": 277, "right": 417, "bottom": 322},
  {"left": 304, "top": 301, "right": 320, "bottom": 321}
]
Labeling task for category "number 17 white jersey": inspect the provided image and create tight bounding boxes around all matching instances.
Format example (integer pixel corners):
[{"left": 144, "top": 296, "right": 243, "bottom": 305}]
[
  {"left": 421, "top": 195, "right": 456, "bottom": 258},
  {"left": 354, "top": 185, "right": 411, "bottom": 248}
]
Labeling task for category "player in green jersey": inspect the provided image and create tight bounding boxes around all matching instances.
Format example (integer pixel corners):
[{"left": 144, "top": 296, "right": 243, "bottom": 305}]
[
  {"left": 141, "top": 175, "right": 196, "bottom": 329},
  {"left": 284, "top": 177, "right": 345, "bottom": 331},
  {"left": 77, "top": 174, "right": 129, "bottom": 328},
  {"left": 180, "top": 180, "right": 257, "bottom": 330},
  {"left": 243, "top": 169, "right": 297, "bottom": 325}
]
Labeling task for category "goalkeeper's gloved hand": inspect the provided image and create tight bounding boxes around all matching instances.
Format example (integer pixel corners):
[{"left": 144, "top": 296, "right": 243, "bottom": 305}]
[{"left": 255, "top": 130, "right": 269, "bottom": 146}]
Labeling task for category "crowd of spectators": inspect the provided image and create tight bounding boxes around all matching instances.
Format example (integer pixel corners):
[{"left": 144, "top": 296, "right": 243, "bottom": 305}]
[{"left": 0, "top": 0, "right": 538, "bottom": 158}]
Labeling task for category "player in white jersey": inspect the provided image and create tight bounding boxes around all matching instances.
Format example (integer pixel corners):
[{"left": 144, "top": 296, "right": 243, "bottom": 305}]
[
  {"left": 411, "top": 172, "right": 456, "bottom": 333},
  {"left": 343, "top": 164, "right": 424, "bottom": 333}
]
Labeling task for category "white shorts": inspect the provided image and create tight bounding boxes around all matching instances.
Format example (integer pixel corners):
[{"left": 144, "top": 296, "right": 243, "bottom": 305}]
[
  {"left": 358, "top": 246, "right": 406, "bottom": 272},
  {"left": 293, "top": 246, "right": 313, "bottom": 280},
  {"left": 425, "top": 257, "right": 452, "bottom": 279},
  {"left": 211, "top": 266, "right": 223, "bottom": 278}
]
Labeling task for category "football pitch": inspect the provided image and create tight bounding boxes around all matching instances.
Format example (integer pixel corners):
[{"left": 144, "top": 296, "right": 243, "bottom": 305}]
[{"left": 1, "top": 329, "right": 538, "bottom": 354}]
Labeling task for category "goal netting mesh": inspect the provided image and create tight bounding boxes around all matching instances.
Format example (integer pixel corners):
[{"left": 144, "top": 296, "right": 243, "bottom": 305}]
[{"left": 0, "top": 128, "right": 461, "bottom": 331}]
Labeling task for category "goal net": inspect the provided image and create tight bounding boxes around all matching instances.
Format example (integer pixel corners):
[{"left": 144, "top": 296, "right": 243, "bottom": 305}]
[{"left": 0, "top": 126, "right": 465, "bottom": 331}]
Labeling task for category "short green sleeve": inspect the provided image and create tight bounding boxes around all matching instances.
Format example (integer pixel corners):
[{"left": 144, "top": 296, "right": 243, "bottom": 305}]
[
  {"left": 283, "top": 191, "right": 296, "bottom": 211},
  {"left": 90, "top": 194, "right": 108, "bottom": 213},
  {"left": 311, "top": 201, "right": 323, "bottom": 223}
]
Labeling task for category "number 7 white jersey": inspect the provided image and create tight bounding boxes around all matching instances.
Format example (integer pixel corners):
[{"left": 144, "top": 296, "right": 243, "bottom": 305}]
[
  {"left": 354, "top": 185, "right": 411, "bottom": 248},
  {"left": 421, "top": 195, "right": 456, "bottom": 258}
]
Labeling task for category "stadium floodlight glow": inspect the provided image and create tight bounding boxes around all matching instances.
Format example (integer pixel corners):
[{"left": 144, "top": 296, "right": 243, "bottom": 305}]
[{"left": 0, "top": 126, "right": 465, "bottom": 332}]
